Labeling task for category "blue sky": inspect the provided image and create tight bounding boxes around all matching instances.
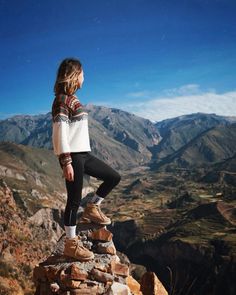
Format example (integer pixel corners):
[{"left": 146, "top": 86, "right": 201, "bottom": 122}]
[{"left": 0, "top": 0, "right": 236, "bottom": 122}]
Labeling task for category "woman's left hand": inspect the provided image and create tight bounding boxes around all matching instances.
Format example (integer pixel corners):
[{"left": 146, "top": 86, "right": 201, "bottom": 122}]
[{"left": 63, "top": 164, "right": 74, "bottom": 181}]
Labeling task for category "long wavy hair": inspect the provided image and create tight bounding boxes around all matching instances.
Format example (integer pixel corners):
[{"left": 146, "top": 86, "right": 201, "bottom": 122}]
[{"left": 54, "top": 58, "right": 83, "bottom": 95}]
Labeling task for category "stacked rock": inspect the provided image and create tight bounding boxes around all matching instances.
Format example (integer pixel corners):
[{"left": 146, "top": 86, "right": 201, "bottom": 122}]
[{"left": 33, "top": 223, "right": 142, "bottom": 294}]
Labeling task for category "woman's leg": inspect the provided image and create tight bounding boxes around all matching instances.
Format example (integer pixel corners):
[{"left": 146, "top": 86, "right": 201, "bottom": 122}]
[
  {"left": 84, "top": 153, "right": 121, "bottom": 198},
  {"left": 62, "top": 154, "right": 95, "bottom": 260},
  {"left": 64, "top": 153, "right": 86, "bottom": 226}
]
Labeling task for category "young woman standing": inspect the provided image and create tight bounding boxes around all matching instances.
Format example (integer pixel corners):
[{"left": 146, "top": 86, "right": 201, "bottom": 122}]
[{"left": 51, "top": 58, "right": 121, "bottom": 261}]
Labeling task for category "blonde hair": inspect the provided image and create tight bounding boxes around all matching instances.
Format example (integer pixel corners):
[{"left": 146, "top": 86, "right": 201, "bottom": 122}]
[{"left": 54, "top": 58, "right": 83, "bottom": 95}]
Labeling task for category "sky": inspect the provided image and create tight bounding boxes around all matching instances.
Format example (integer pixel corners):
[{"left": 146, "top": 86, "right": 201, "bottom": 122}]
[{"left": 0, "top": 0, "right": 236, "bottom": 122}]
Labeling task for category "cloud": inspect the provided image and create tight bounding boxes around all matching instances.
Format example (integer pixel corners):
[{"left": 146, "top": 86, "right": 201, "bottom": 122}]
[
  {"left": 162, "top": 84, "right": 203, "bottom": 96},
  {"left": 126, "top": 90, "right": 152, "bottom": 98},
  {"left": 115, "top": 85, "right": 236, "bottom": 122},
  {"left": 2, "top": 84, "right": 234, "bottom": 123}
]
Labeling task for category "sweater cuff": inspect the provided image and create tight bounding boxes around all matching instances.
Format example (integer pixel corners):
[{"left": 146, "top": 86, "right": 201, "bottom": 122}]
[{"left": 58, "top": 153, "right": 72, "bottom": 168}]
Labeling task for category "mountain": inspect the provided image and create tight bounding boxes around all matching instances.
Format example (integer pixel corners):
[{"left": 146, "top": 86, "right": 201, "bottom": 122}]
[
  {"left": 202, "top": 153, "right": 236, "bottom": 185},
  {"left": 0, "top": 113, "right": 52, "bottom": 148},
  {"left": 2, "top": 110, "right": 236, "bottom": 173},
  {"left": 0, "top": 104, "right": 161, "bottom": 170},
  {"left": 150, "top": 119, "right": 236, "bottom": 172},
  {"left": 123, "top": 201, "right": 236, "bottom": 295},
  {"left": 1, "top": 113, "right": 236, "bottom": 294},
  {"left": 152, "top": 113, "right": 235, "bottom": 160},
  {"left": 0, "top": 141, "right": 168, "bottom": 295},
  {"left": 0, "top": 141, "right": 116, "bottom": 218}
]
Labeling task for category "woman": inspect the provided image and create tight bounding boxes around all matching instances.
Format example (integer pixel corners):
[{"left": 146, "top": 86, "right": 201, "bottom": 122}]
[{"left": 51, "top": 58, "right": 121, "bottom": 261}]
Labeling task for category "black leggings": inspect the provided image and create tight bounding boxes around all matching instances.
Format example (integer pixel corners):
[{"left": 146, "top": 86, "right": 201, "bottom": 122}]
[{"left": 64, "top": 151, "right": 121, "bottom": 226}]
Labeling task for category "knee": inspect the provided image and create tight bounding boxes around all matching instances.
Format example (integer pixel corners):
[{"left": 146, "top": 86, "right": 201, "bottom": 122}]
[
  {"left": 103, "top": 171, "right": 121, "bottom": 186},
  {"left": 113, "top": 172, "right": 121, "bottom": 185}
]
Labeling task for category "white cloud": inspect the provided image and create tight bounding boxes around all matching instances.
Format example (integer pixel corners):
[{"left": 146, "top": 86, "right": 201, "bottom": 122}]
[
  {"left": 126, "top": 90, "right": 152, "bottom": 98},
  {"left": 114, "top": 85, "right": 236, "bottom": 122},
  {"left": 162, "top": 84, "right": 202, "bottom": 96},
  {"left": 1, "top": 85, "right": 235, "bottom": 123}
]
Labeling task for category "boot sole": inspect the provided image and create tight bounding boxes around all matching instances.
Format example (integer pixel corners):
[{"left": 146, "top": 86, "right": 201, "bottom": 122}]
[{"left": 79, "top": 216, "right": 111, "bottom": 225}]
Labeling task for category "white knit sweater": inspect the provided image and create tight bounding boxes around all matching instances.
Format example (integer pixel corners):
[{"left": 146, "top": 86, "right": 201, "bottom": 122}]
[{"left": 51, "top": 94, "right": 91, "bottom": 167}]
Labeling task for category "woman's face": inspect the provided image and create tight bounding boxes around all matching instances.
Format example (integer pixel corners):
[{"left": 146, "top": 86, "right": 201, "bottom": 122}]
[{"left": 77, "top": 70, "right": 84, "bottom": 88}]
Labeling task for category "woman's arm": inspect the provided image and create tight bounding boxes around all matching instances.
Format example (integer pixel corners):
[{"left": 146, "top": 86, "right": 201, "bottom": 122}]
[
  {"left": 58, "top": 152, "right": 72, "bottom": 169},
  {"left": 52, "top": 95, "right": 73, "bottom": 169}
]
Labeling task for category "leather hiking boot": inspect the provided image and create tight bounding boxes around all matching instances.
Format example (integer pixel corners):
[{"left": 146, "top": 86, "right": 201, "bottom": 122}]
[
  {"left": 63, "top": 236, "right": 94, "bottom": 261},
  {"left": 80, "top": 202, "right": 111, "bottom": 225}
]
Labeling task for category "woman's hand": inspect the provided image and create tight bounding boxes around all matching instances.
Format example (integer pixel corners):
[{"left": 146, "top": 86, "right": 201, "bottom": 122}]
[{"left": 63, "top": 164, "right": 74, "bottom": 181}]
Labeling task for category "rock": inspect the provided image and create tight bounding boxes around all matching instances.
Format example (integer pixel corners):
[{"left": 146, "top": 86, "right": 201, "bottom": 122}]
[
  {"left": 126, "top": 275, "right": 142, "bottom": 294},
  {"left": 33, "top": 265, "right": 47, "bottom": 283},
  {"left": 108, "top": 281, "right": 132, "bottom": 294},
  {"left": 70, "top": 263, "right": 89, "bottom": 280},
  {"left": 70, "top": 285, "right": 99, "bottom": 294},
  {"left": 44, "top": 265, "right": 61, "bottom": 282},
  {"left": 140, "top": 271, "right": 168, "bottom": 295},
  {"left": 64, "top": 279, "right": 81, "bottom": 289},
  {"left": 0, "top": 165, "right": 26, "bottom": 180},
  {"left": 116, "top": 251, "right": 130, "bottom": 265},
  {"left": 28, "top": 208, "right": 64, "bottom": 244},
  {"left": 97, "top": 240, "right": 117, "bottom": 255},
  {"left": 90, "top": 267, "right": 115, "bottom": 283},
  {"left": 94, "top": 261, "right": 110, "bottom": 272},
  {"left": 31, "top": 189, "right": 46, "bottom": 199},
  {"left": 89, "top": 227, "right": 113, "bottom": 242},
  {"left": 110, "top": 260, "right": 130, "bottom": 277},
  {"left": 33, "top": 221, "right": 166, "bottom": 294},
  {"left": 33, "top": 225, "right": 130, "bottom": 294}
]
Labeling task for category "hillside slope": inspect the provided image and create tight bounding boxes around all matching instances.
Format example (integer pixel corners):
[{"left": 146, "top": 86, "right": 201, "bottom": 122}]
[
  {"left": 150, "top": 123, "right": 236, "bottom": 171},
  {"left": 0, "top": 104, "right": 161, "bottom": 170},
  {"left": 152, "top": 113, "right": 235, "bottom": 160}
]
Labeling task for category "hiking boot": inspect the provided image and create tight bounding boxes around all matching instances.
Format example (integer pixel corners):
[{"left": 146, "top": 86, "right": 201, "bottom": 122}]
[
  {"left": 80, "top": 202, "right": 111, "bottom": 225},
  {"left": 63, "top": 236, "right": 94, "bottom": 261}
]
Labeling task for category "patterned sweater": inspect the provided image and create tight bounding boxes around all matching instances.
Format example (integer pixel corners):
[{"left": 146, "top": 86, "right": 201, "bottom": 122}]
[{"left": 51, "top": 94, "right": 91, "bottom": 168}]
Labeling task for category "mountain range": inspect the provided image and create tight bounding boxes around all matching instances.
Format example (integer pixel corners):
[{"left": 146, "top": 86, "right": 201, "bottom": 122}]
[
  {"left": 1, "top": 107, "right": 236, "bottom": 294},
  {"left": 0, "top": 104, "right": 161, "bottom": 170},
  {"left": 1, "top": 107, "right": 236, "bottom": 177}
]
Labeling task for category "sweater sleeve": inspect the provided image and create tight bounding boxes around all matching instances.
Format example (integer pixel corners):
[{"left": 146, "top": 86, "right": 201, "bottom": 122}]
[
  {"left": 58, "top": 152, "right": 72, "bottom": 169},
  {"left": 52, "top": 95, "right": 73, "bottom": 168}
]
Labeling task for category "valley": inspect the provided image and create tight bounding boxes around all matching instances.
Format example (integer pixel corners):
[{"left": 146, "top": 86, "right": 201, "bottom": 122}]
[{"left": 0, "top": 110, "right": 236, "bottom": 294}]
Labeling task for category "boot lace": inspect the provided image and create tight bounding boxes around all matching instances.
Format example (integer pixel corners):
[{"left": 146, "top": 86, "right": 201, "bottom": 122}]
[
  {"left": 75, "top": 239, "right": 87, "bottom": 252},
  {"left": 96, "top": 205, "right": 108, "bottom": 220}
]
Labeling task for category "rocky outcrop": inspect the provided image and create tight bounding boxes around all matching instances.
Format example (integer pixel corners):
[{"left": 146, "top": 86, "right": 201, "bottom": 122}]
[
  {"left": 28, "top": 208, "right": 64, "bottom": 244},
  {"left": 0, "top": 178, "right": 68, "bottom": 294},
  {"left": 140, "top": 272, "right": 168, "bottom": 295},
  {"left": 33, "top": 223, "right": 135, "bottom": 294},
  {"left": 124, "top": 200, "right": 236, "bottom": 295},
  {"left": 33, "top": 223, "right": 168, "bottom": 294}
]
